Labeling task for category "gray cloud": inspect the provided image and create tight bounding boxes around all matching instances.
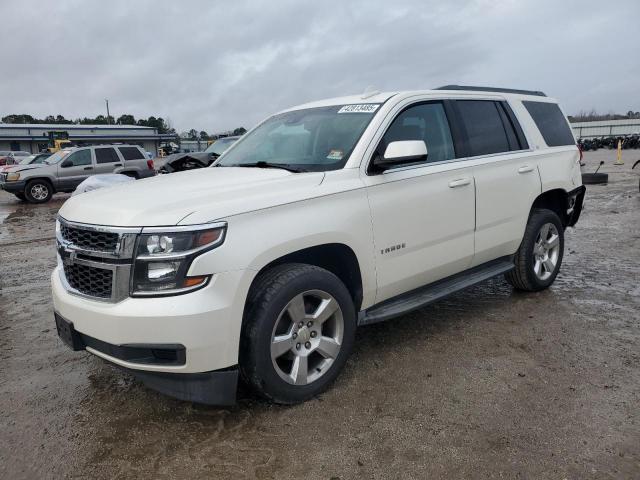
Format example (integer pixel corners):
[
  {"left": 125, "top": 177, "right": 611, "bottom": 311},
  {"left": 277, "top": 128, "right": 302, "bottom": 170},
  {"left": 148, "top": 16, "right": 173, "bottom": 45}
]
[{"left": 1, "top": 0, "right": 638, "bottom": 132}]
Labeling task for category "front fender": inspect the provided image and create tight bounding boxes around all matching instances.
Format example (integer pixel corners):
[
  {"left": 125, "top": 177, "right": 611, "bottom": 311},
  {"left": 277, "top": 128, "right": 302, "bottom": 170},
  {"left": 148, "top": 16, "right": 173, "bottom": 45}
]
[{"left": 187, "top": 188, "right": 377, "bottom": 309}]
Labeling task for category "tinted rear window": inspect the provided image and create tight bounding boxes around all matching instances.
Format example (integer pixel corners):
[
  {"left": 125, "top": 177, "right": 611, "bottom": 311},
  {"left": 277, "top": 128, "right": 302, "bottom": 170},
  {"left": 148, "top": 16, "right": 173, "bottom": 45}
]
[
  {"left": 118, "top": 146, "right": 145, "bottom": 160},
  {"left": 95, "top": 147, "right": 120, "bottom": 164},
  {"left": 522, "top": 101, "right": 575, "bottom": 147},
  {"left": 456, "top": 100, "right": 511, "bottom": 156}
]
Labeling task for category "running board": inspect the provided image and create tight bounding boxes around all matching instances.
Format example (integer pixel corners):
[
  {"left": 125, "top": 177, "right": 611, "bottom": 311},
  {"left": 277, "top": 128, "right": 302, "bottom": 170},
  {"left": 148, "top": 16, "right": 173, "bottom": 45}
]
[{"left": 358, "top": 258, "right": 514, "bottom": 326}]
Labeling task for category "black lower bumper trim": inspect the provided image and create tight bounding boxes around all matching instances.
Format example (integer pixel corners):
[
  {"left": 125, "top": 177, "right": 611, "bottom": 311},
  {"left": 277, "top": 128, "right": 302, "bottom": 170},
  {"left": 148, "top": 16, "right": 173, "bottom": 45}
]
[
  {"left": 55, "top": 312, "right": 185, "bottom": 366},
  {"left": 128, "top": 368, "right": 238, "bottom": 406},
  {"left": 0, "top": 180, "right": 26, "bottom": 193}
]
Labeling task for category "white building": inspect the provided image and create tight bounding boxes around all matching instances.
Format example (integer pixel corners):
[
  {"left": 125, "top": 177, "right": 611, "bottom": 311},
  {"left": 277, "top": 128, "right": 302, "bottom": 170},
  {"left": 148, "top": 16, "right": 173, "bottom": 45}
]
[
  {"left": 571, "top": 119, "right": 640, "bottom": 139},
  {"left": 0, "top": 124, "right": 176, "bottom": 155}
]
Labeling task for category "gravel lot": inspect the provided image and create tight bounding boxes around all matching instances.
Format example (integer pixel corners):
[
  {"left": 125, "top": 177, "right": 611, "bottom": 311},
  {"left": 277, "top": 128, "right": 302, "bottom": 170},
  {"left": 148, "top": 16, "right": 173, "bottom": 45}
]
[{"left": 1, "top": 150, "right": 638, "bottom": 479}]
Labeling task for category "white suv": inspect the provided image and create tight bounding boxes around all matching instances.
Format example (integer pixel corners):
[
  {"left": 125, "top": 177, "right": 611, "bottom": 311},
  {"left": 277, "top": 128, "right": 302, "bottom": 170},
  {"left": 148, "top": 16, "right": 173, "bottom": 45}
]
[{"left": 52, "top": 86, "right": 585, "bottom": 405}]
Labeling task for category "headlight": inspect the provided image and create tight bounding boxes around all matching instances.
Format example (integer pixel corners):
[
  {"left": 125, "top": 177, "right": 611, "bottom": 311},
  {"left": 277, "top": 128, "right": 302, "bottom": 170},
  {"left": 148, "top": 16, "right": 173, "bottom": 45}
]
[
  {"left": 131, "top": 223, "right": 226, "bottom": 296},
  {"left": 6, "top": 172, "right": 20, "bottom": 181}
]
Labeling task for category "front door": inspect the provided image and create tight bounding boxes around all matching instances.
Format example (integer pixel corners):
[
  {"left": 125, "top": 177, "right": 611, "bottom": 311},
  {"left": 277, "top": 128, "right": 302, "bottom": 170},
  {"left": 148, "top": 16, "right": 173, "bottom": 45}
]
[
  {"left": 363, "top": 101, "right": 476, "bottom": 303},
  {"left": 56, "top": 148, "right": 94, "bottom": 190}
]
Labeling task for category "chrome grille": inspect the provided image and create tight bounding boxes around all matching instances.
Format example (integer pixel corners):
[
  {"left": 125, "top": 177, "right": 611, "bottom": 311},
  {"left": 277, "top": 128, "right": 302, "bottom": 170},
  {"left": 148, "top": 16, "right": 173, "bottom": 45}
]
[
  {"left": 57, "top": 217, "right": 141, "bottom": 302},
  {"left": 60, "top": 223, "right": 119, "bottom": 252},
  {"left": 63, "top": 263, "right": 113, "bottom": 299}
]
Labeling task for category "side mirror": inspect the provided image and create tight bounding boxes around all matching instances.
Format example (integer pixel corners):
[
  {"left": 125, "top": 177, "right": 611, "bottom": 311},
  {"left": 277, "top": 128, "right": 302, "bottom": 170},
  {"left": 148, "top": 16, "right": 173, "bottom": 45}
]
[
  {"left": 376, "top": 141, "right": 428, "bottom": 170},
  {"left": 61, "top": 159, "right": 73, "bottom": 168}
]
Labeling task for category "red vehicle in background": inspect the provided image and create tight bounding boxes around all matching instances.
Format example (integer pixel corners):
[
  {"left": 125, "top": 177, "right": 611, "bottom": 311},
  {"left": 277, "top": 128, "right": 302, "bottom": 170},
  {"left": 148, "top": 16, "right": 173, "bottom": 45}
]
[
  {"left": 0, "top": 152, "right": 51, "bottom": 172},
  {"left": 0, "top": 151, "right": 31, "bottom": 166}
]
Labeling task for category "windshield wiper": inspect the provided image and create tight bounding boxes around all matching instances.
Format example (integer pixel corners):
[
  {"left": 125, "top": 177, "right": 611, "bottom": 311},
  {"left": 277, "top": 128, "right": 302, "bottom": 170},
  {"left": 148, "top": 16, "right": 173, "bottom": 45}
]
[{"left": 231, "top": 161, "right": 306, "bottom": 173}]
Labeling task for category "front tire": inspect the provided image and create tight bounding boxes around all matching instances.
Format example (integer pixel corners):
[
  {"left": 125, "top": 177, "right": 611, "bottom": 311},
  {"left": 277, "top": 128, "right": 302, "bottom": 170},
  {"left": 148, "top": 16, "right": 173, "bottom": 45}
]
[
  {"left": 240, "top": 263, "right": 356, "bottom": 404},
  {"left": 25, "top": 179, "right": 53, "bottom": 203},
  {"left": 506, "top": 208, "right": 564, "bottom": 291}
]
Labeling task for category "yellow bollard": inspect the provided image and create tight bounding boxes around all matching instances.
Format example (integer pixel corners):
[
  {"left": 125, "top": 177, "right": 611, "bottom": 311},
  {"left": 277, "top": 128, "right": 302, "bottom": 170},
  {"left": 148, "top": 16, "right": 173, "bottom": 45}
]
[{"left": 614, "top": 139, "right": 624, "bottom": 165}]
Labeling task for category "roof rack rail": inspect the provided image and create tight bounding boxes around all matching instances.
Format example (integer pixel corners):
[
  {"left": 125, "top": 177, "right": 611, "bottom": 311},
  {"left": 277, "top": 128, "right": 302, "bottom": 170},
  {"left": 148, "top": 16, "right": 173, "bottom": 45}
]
[{"left": 435, "top": 85, "right": 546, "bottom": 97}]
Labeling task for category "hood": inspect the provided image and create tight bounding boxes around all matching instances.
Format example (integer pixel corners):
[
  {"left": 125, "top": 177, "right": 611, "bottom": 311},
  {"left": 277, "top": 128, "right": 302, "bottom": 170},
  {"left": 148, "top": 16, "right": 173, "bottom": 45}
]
[
  {"left": 59, "top": 167, "right": 325, "bottom": 226},
  {"left": 1, "top": 164, "right": 44, "bottom": 173}
]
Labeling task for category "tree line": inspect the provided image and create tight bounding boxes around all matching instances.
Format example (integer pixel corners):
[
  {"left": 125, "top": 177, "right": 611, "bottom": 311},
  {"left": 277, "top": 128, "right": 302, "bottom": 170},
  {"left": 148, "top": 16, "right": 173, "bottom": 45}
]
[
  {"left": 1, "top": 113, "right": 175, "bottom": 134},
  {"left": 180, "top": 127, "right": 247, "bottom": 141},
  {"left": 0, "top": 113, "right": 246, "bottom": 140}
]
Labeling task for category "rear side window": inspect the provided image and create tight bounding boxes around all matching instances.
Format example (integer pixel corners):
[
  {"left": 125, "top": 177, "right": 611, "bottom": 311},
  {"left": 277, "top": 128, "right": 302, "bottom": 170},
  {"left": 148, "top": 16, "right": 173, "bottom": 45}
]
[
  {"left": 95, "top": 147, "right": 120, "bottom": 164},
  {"left": 456, "top": 100, "right": 516, "bottom": 156},
  {"left": 118, "top": 146, "right": 145, "bottom": 160},
  {"left": 522, "top": 101, "right": 575, "bottom": 147},
  {"left": 381, "top": 102, "right": 455, "bottom": 163}
]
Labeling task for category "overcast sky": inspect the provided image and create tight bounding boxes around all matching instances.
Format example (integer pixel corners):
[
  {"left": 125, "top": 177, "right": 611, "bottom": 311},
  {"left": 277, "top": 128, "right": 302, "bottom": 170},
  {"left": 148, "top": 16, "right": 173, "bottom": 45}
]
[{"left": 1, "top": 0, "right": 638, "bottom": 133}]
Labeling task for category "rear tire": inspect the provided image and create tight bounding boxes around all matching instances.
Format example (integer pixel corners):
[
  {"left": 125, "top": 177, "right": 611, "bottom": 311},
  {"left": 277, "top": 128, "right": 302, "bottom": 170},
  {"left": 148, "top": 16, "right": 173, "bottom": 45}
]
[
  {"left": 25, "top": 179, "right": 53, "bottom": 203},
  {"left": 506, "top": 208, "right": 564, "bottom": 292},
  {"left": 240, "top": 263, "right": 356, "bottom": 404}
]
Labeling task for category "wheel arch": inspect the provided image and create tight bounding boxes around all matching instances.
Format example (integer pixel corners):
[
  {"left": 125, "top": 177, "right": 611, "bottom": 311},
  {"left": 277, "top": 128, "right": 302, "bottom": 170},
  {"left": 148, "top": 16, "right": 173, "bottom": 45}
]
[
  {"left": 25, "top": 176, "right": 56, "bottom": 193},
  {"left": 246, "top": 243, "right": 364, "bottom": 313},
  {"left": 531, "top": 188, "right": 569, "bottom": 227},
  {"left": 117, "top": 169, "right": 139, "bottom": 179}
]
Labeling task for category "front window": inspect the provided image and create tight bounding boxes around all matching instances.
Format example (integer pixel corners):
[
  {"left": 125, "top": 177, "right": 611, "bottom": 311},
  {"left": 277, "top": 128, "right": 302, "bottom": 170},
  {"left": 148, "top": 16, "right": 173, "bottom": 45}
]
[
  {"left": 66, "top": 149, "right": 92, "bottom": 166},
  {"left": 215, "top": 104, "right": 380, "bottom": 172}
]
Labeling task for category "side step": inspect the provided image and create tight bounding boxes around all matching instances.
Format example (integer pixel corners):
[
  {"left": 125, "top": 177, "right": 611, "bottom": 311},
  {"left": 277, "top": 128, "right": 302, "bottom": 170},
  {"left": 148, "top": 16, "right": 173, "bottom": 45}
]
[{"left": 358, "top": 258, "right": 514, "bottom": 326}]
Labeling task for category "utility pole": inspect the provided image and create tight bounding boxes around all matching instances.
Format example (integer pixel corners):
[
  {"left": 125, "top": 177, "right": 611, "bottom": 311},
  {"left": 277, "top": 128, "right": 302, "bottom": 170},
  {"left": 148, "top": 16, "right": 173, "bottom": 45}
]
[{"left": 105, "top": 99, "right": 110, "bottom": 124}]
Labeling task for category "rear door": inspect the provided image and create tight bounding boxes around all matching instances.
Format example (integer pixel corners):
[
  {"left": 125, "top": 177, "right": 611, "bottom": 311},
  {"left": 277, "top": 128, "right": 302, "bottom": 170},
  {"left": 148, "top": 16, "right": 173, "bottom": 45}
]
[
  {"left": 56, "top": 148, "right": 94, "bottom": 190},
  {"left": 452, "top": 99, "right": 541, "bottom": 266},
  {"left": 117, "top": 146, "right": 147, "bottom": 174},
  {"left": 94, "top": 147, "right": 123, "bottom": 174}
]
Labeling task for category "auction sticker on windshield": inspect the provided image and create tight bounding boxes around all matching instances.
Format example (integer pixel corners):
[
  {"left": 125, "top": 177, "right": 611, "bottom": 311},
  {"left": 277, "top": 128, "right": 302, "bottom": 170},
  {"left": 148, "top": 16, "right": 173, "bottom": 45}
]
[
  {"left": 327, "top": 149, "right": 343, "bottom": 160},
  {"left": 337, "top": 104, "right": 380, "bottom": 114}
]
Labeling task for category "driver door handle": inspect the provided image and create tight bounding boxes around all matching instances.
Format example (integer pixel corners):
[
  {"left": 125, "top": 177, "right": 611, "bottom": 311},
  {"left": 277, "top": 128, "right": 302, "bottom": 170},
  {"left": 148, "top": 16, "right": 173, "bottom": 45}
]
[
  {"left": 84, "top": 166, "right": 93, "bottom": 170},
  {"left": 448, "top": 178, "right": 471, "bottom": 188},
  {"left": 518, "top": 165, "right": 535, "bottom": 174},
  {"left": 114, "top": 163, "right": 122, "bottom": 167}
]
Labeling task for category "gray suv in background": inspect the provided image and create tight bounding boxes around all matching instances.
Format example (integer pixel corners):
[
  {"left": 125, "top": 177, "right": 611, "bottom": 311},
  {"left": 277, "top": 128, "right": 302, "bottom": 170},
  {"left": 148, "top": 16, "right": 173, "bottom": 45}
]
[{"left": 0, "top": 144, "right": 155, "bottom": 203}]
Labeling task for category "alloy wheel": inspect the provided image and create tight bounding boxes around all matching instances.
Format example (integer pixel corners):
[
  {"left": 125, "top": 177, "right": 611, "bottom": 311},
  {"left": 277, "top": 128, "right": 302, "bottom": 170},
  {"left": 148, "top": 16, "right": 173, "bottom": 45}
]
[
  {"left": 532, "top": 222, "right": 560, "bottom": 281},
  {"left": 270, "top": 289, "right": 344, "bottom": 386},
  {"left": 30, "top": 184, "right": 49, "bottom": 201}
]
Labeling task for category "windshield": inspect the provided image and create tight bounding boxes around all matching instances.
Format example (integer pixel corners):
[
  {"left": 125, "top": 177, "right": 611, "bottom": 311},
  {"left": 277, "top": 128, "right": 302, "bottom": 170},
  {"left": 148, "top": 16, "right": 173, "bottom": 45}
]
[
  {"left": 44, "top": 149, "right": 72, "bottom": 165},
  {"left": 19, "top": 156, "right": 36, "bottom": 164},
  {"left": 215, "top": 104, "right": 380, "bottom": 172},
  {"left": 205, "top": 137, "right": 238, "bottom": 156}
]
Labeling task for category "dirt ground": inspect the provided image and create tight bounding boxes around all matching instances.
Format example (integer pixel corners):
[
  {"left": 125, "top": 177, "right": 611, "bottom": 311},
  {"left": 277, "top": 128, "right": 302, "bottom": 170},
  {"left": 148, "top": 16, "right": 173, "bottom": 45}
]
[{"left": 0, "top": 150, "right": 638, "bottom": 479}]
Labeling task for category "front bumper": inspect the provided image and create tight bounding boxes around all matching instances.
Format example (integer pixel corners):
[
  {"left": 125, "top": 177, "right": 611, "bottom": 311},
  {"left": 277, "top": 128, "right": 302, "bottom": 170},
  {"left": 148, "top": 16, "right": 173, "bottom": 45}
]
[
  {"left": 52, "top": 266, "right": 252, "bottom": 383},
  {"left": 54, "top": 311, "right": 238, "bottom": 404},
  {"left": 0, "top": 180, "right": 26, "bottom": 193}
]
